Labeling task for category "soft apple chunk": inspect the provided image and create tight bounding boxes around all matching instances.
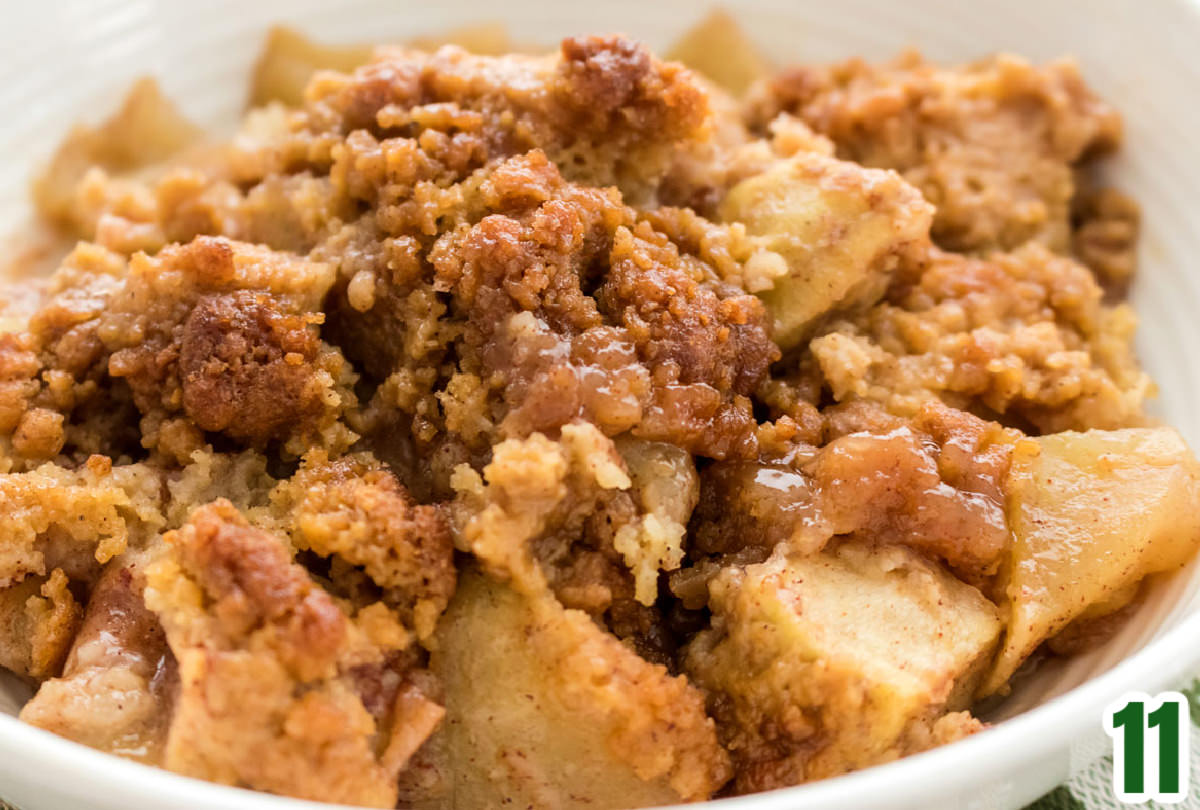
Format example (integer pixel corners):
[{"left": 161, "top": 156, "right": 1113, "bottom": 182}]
[
  {"left": 982, "top": 427, "right": 1200, "bottom": 694},
  {"left": 684, "top": 544, "right": 1000, "bottom": 792},
  {"left": 666, "top": 9, "right": 770, "bottom": 96},
  {"left": 718, "top": 151, "right": 932, "bottom": 350},
  {"left": 427, "top": 569, "right": 729, "bottom": 809}
]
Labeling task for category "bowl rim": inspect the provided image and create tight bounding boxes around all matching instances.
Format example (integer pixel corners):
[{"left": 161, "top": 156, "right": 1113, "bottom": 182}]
[{"left": 1, "top": 604, "right": 1199, "bottom": 810}]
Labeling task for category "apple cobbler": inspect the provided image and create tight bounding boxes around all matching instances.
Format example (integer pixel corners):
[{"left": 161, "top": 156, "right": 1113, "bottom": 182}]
[{"left": 0, "top": 12, "right": 1197, "bottom": 809}]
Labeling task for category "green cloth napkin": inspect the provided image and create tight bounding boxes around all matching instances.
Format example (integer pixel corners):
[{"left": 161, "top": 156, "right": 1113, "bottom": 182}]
[{"left": 6, "top": 684, "right": 1200, "bottom": 810}]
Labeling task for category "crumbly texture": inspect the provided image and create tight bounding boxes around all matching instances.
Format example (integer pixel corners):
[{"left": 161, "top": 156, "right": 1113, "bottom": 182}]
[
  {"left": 0, "top": 26, "right": 1197, "bottom": 810},
  {"left": 747, "top": 51, "right": 1126, "bottom": 264},
  {"left": 103, "top": 237, "right": 359, "bottom": 459},
  {"left": 144, "top": 501, "right": 432, "bottom": 806},
  {"left": 271, "top": 452, "right": 456, "bottom": 639},
  {"left": 0, "top": 570, "right": 82, "bottom": 682},
  {"left": 802, "top": 244, "right": 1152, "bottom": 433}
]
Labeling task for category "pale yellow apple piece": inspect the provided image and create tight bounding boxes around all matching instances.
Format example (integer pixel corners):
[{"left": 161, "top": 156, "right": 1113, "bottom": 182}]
[
  {"left": 428, "top": 569, "right": 730, "bottom": 809},
  {"left": 718, "top": 151, "right": 932, "bottom": 349},
  {"left": 249, "top": 26, "right": 376, "bottom": 108},
  {"left": 981, "top": 427, "right": 1200, "bottom": 695},
  {"left": 667, "top": 9, "right": 771, "bottom": 96},
  {"left": 685, "top": 543, "right": 1000, "bottom": 789}
]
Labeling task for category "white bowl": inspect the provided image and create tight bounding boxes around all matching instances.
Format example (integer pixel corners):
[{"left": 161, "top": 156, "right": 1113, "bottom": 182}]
[{"left": 4, "top": 1, "right": 1200, "bottom": 808}]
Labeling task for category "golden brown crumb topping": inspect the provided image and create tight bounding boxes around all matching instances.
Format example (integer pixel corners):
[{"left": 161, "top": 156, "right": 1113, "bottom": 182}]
[{"left": 274, "top": 452, "right": 456, "bottom": 638}]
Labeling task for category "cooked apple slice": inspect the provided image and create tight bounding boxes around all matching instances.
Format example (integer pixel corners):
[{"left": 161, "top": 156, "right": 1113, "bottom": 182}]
[
  {"left": 666, "top": 10, "right": 771, "bottom": 96},
  {"left": 981, "top": 427, "right": 1200, "bottom": 695},
  {"left": 684, "top": 543, "right": 1001, "bottom": 793},
  {"left": 429, "top": 569, "right": 729, "bottom": 809},
  {"left": 718, "top": 151, "right": 932, "bottom": 349},
  {"left": 249, "top": 27, "right": 375, "bottom": 108}
]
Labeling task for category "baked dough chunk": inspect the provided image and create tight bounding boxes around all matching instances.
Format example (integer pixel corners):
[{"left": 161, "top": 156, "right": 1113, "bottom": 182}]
[
  {"left": 982, "top": 427, "right": 1200, "bottom": 694},
  {"left": 452, "top": 421, "right": 697, "bottom": 661},
  {"left": 684, "top": 543, "right": 1001, "bottom": 793},
  {"left": 0, "top": 450, "right": 259, "bottom": 689},
  {"left": 417, "top": 151, "right": 776, "bottom": 461},
  {"left": 0, "top": 243, "right": 137, "bottom": 465},
  {"left": 143, "top": 500, "right": 440, "bottom": 807},
  {"left": 425, "top": 568, "right": 730, "bottom": 809}
]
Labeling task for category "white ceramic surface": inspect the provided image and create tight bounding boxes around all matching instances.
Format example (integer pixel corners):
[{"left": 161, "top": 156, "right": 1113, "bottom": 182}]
[{"left": 3, "top": 0, "right": 1200, "bottom": 808}]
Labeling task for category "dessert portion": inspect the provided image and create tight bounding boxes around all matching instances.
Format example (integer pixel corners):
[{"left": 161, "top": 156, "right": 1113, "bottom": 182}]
[{"left": 0, "top": 12, "right": 1196, "bottom": 809}]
